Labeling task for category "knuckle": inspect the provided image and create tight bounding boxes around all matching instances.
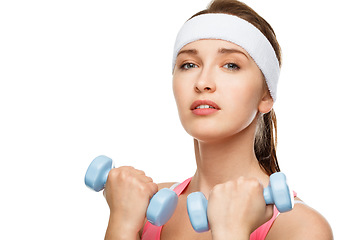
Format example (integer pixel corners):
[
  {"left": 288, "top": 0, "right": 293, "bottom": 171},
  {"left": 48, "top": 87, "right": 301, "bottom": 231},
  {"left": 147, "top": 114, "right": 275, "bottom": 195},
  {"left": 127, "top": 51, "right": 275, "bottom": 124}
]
[
  {"left": 107, "top": 166, "right": 136, "bottom": 184},
  {"left": 107, "top": 168, "right": 119, "bottom": 181},
  {"left": 236, "top": 177, "right": 262, "bottom": 191},
  {"left": 137, "top": 182, "right": 157, "bottom": 198},
  {"left": 138, "top": 183, "right": 147, "bottom": 193},
  {"left": 225, "top": 180, "right": 236, "bottom": 189},
  {"left": 211, "top": 184, "right": 222, "bottom": 194},
  {"left": 118, "top": 166, "right": 133, "bottom": 179},
  {"left": 236, "top": 176, "right": 246, "bottom": 184},
  {"left": 249, "top": 178, "right": 260, "bottom": 186},
  {"left": 248, "top": 179, "right": 263, "bottom": 193}
]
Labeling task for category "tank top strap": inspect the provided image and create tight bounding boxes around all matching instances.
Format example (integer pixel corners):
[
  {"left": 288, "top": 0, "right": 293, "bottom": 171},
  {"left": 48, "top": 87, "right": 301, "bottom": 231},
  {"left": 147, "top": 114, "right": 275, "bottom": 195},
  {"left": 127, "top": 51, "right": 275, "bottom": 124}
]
[
  {"left": 173, "top": 177, "right": 192, "bottom": 196},
  {"left": 141, "top": 178, "right": 192, "bottom": 240}
]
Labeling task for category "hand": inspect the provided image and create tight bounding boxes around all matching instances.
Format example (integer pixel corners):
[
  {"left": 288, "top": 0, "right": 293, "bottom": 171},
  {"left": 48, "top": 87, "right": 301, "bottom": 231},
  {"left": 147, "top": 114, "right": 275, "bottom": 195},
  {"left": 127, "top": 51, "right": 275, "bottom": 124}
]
[
  {"left": 104, "top": 166, "right": 158, "bottom": 236},
  {"left": 207, "top": 177, "right": 273, "bottom": 239}
]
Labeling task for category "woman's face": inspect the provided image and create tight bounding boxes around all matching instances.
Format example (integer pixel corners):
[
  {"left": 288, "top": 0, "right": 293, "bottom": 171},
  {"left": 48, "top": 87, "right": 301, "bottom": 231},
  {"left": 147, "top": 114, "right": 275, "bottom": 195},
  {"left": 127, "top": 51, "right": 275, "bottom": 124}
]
[{"left": 172, "top": 39, "right": 273, "bottom": 143}]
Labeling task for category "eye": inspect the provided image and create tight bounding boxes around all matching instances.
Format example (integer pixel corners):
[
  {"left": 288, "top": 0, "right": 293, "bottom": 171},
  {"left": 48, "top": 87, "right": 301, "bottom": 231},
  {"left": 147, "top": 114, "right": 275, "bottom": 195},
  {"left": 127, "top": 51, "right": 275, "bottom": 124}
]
[
  {"left": 180, "top": 62, "right": 198, "bottom": 70},
  {"left": 223, "top": 63, "right": 240, "bottom": 71}
]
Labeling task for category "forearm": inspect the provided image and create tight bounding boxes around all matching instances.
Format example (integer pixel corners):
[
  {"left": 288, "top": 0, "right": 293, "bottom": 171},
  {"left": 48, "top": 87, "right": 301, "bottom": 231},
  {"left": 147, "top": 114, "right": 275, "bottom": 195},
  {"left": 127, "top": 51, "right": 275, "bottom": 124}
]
[{"left": 105, "top": 213, "right": 140, "bottom": 240}]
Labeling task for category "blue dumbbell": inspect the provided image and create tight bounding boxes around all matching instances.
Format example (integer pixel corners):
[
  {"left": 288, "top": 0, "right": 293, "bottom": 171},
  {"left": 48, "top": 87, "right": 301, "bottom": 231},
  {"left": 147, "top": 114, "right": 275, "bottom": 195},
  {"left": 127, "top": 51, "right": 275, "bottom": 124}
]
[
  {"left": 85, "top": 155, "right": 178, "bottom": 226},
  {"left": 187, "top": 172, "right": 294, "bottom": 233}
]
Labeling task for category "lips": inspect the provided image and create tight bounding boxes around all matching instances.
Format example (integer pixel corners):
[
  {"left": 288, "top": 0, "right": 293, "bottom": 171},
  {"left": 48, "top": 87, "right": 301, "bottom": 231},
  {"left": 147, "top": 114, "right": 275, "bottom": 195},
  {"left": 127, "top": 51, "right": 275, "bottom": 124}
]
[
  {"left": 190, "top": 100, "right": 221, "bottom": 116},
  {"left": 190, "top": 100, "right": 220, "bottom": 110}
]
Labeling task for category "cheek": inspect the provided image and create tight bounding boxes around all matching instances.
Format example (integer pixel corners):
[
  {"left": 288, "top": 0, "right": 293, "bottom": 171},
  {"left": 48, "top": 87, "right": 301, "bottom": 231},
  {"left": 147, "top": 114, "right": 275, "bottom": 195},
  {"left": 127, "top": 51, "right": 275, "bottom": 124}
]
[
  {"left": 172, "top": 76, "right": 192, "bottom": 114},
  {"left": 221, "top": 76, "right": 263, "bottom": 121},
  {"left": 173, "top": 77, "right": 184, "bottom": 106},
  {"left": 172, "top": 77, "right": 195, "bottom": 134}
]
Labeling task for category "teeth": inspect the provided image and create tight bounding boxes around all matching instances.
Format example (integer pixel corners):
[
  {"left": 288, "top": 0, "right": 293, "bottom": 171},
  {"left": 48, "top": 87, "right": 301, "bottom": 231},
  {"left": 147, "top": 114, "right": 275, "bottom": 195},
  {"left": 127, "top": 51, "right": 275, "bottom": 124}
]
[{"left": 195, "top": 105, "right": 215, "bottom": 109}]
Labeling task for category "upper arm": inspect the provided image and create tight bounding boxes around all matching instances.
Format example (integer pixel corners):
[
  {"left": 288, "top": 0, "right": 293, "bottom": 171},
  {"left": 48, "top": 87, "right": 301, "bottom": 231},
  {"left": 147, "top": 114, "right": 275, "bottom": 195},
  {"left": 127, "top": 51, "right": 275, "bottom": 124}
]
[{"left": 266, "top": 202, "right": 333, "bottom": 240}]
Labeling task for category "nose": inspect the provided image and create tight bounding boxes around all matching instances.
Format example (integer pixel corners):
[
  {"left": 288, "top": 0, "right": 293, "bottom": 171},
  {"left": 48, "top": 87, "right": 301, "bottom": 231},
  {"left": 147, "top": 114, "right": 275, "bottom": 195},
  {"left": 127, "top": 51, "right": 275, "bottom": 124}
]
[{"left": 194, "top": 67, "right": 216, "bottom": 93}]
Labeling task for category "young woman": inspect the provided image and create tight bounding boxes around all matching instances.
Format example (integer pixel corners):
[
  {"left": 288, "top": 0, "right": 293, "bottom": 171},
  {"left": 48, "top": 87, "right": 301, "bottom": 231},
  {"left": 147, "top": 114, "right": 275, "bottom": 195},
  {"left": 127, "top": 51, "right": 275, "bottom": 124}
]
[{"left": 104, "top": 0, "right": 333, "bottom": 239}]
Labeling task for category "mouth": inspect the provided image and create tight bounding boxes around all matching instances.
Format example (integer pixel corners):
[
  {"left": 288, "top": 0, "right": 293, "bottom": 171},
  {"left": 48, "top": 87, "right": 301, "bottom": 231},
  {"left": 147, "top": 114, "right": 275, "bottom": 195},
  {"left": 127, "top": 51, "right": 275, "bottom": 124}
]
[
  {"left": 194, "top": 105, "right": 216, "bottom": 109},
  {"left": 190, "top": 100, "right": 220, "bottom": 110},
  {"left": 190, "top": 100, "right": 220, "bottom": 116}
]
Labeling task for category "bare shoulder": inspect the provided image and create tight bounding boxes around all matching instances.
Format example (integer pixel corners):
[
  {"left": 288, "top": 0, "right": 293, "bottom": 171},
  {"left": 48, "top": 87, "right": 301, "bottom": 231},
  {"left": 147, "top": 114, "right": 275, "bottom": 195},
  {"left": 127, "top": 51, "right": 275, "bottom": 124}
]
[{"left": 266, "top": 198, "right": 333, "bottom": 240}]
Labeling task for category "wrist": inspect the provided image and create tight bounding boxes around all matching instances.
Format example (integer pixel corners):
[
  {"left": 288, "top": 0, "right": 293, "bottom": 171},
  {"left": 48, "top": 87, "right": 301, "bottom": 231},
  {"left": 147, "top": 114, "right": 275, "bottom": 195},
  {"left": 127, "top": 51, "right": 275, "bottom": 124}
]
[
  {"left": 212, "top": 234, "right": 249, "bottom": 240},
  {"left": 212, "top": 228, "right": 250, "bottom": 240},
  {"left": 105, "top": 213, "right": 139, "bottom": 240}
]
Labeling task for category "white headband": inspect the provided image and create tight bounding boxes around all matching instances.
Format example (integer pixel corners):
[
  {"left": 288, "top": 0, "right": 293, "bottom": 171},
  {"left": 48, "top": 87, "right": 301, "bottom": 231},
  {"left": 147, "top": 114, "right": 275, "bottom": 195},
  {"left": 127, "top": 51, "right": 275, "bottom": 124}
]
[{"left": 172, "top": 13, "right": 280, "bottom": 101}]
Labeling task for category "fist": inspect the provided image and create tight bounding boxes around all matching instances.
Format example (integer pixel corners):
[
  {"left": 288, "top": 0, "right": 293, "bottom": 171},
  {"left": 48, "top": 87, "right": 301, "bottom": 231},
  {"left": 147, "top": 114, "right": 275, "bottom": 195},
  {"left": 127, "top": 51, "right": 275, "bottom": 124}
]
[
  {"left": 104, "top": 166, "right": 158, "bottom": 233},
  {"left": 207, "top": 177, "right": 273, "bottom": 238}
]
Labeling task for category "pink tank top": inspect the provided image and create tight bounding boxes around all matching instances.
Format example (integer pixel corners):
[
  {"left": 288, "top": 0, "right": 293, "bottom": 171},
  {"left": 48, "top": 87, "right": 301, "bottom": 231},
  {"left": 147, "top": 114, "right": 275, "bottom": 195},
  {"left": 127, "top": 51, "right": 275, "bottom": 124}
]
[{"left": 141, "top": 177, "right": 296, "bottom": 240}]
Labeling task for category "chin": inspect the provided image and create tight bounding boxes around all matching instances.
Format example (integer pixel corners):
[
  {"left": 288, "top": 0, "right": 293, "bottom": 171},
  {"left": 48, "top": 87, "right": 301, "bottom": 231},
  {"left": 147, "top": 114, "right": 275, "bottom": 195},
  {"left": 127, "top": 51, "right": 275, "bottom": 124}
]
[
  {"left": 186, "top": 128, "right": 236, "bottom": 144},
  {"left": 185, "top": 119, "right": 255, "bottom": 144},
  {"left": 180, "top": 112, "right": 257, "bottom": 143}
]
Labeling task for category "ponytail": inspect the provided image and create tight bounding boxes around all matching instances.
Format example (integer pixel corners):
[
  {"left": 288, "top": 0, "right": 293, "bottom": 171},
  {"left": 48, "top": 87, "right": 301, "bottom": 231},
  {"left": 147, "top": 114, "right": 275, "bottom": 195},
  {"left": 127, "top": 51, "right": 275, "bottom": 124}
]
[{"left": 255, "top": 109, "right": 280, "bottom": 175}]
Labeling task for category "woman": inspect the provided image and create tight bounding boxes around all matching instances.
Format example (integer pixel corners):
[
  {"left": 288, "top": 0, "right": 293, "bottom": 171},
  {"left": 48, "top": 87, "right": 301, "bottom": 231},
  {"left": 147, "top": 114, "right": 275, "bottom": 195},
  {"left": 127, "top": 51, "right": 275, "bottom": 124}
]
[{"left": 104, "top": 0, "right": 333, "bottom": 239}]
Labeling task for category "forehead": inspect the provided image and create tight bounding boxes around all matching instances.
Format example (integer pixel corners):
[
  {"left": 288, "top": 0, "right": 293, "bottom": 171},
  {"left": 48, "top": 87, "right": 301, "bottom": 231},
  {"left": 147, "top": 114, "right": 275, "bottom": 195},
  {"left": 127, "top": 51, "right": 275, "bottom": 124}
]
[{"left": 179, "top": 39, "right": 250, "bottom": 58}]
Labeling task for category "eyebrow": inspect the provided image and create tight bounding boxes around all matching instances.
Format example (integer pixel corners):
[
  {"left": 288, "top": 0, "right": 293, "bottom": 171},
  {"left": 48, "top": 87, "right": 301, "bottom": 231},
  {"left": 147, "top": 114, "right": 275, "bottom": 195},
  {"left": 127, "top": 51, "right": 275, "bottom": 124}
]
[
  {"left": 177, "top": 48, "right": 249, "bottom": 59},
  {"left": 218, "top": 48, "right": 249, "bottom": 59},
  {"left": 177, "top": 49, "right": 198, "bottom": 57}
]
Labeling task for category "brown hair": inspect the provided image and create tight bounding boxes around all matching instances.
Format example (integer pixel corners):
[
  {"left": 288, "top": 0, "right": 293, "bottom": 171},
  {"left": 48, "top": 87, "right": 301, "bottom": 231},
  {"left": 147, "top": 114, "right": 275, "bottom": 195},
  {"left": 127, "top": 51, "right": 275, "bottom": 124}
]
[{"left": 191, "top": 0, "right": 281, "bottom": 175}]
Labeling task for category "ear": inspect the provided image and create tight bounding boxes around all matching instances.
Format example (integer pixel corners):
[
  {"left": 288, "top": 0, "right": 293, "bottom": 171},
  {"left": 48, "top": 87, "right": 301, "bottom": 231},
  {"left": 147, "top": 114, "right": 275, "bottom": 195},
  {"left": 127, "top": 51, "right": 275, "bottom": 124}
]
[{"left": 258, "top": 89, "right": 274, "bottom": 114}]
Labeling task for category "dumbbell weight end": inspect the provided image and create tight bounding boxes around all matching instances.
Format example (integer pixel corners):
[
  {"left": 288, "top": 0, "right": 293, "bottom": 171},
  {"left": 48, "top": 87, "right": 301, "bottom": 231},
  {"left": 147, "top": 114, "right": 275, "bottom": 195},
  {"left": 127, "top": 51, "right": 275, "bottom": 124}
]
[
  {"left": 265, "top": 172, "right": 294, "bottom": 212},
  {"left": 85, "top": 155, "right": 114, "bottom": 192},
  {"left": 187, "top": 192, "right": 209, "bottom": 233},
  {"left": 147, "top": 188, "right": 179, "bottom": 226}
]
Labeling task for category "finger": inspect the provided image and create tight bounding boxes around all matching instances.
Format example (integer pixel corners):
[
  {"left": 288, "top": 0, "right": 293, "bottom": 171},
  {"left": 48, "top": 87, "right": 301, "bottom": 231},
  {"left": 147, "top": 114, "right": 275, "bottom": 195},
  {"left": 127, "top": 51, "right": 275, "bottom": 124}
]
[
  {"left": 144, "top": 182, "right": 159, "bottom": 200},
  {"left": 265, "top": 205, "right": 274, "bottom": 221},
  {"left": 139, "top": 175, "right": 154, "bottom": 183},
  {"left": 125, "top": 167, "right": 152, "bottom": 182},
  {"left": 149, "top": 182, "right": 159, "bottom": 196},
  {"left": 103, "top": 188, "right": 107, "bottom": 199},
  {"left": 121, "top": 166, "right": 145, "bottom": 175},
  {"left": 133, "top": 168, "right": 146, "bottom": 176}
]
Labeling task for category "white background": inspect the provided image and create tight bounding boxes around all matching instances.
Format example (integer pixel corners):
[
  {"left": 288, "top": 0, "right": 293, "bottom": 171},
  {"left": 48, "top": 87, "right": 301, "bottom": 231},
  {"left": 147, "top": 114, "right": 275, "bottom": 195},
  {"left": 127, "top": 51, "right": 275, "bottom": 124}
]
[{"left": 0, "top": 0, "right": 358, "bottom": 239}]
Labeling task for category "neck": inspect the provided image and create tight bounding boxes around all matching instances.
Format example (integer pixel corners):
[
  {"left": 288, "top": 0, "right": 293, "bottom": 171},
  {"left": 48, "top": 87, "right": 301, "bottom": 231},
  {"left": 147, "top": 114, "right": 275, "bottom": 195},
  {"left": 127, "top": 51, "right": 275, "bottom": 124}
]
[{"left": 190, "top": 119, "right": 269, "bottom": 197}]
